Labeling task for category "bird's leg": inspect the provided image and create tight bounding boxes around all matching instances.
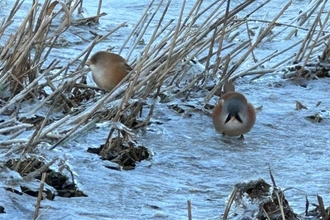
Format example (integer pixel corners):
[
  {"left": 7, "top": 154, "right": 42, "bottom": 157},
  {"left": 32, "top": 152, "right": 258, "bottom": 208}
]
[{"left": 238, "top": 135, "right": 245, "bottom": 140}]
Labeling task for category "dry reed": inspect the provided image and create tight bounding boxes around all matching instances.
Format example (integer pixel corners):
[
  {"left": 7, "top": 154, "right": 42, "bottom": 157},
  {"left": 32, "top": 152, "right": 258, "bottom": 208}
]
[{"left": 0, "top": 0, "right": 327, "bottom": 156}]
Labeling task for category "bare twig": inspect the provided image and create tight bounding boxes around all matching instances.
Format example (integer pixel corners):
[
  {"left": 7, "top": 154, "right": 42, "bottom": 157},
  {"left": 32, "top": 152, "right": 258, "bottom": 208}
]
[
  {"left": 222, "top": 186, "right": 237, "bottom": 220},
  {"left": 34, "top": 172, "right": 46, "bottom": 220},
  {"left": 187, "top": 200, "right": 192, "bottom": 220}
]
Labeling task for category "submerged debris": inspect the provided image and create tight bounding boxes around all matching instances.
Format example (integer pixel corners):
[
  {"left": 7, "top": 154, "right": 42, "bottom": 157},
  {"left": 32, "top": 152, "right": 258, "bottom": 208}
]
[
  {"left": 87, "top": 137, "right": 150, "bottom": 170},
  {"left": 222, "top": 169, "right": 330, "bottom": 220},
  {"left": 224, "top": 178, "right": 298, "bottom": 219},
  {"left": 284, "top": 61, "right": 330, "bottom": 79},
  {"left": 5, "top": 158, "right": 87, "bottom": 199},
  {"left": 295, "top": 101, "right": 308, "bottom": 110},
  {"left": 305, "top": 113, "right": 323, "bottom": 123}
]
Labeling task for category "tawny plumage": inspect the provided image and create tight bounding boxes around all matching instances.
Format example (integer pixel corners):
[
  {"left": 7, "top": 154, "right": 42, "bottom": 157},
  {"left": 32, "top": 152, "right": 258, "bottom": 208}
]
[
  {"left": 86, "top": 51, "right": 132, "bottom": 91},
  {"left": 212, "top": 81, "right": 256, "bottom": 138}
]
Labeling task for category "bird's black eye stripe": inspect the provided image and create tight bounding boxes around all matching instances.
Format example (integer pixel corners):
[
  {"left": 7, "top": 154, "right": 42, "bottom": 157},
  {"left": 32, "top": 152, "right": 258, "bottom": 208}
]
[
  {"left": 236, "top": 114, "right": 243, "bottom": 123},
  {"left": 225, "top": 115, "right": 231, "bottom": 124},
  {"left": 224, "top": 114, "right": 243, "bottom": 124}
]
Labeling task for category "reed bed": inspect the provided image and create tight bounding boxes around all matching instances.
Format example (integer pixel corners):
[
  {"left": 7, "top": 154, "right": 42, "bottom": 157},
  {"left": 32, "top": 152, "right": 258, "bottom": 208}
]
[
  {"left": 0, "top": 0, "right": 329, "bottom": 218},
  {"left": 0, "top": 0, "right": 327, "bottom": 152},
  {"left": 0, "top": 0, "right": 327, "bottom": 166}
]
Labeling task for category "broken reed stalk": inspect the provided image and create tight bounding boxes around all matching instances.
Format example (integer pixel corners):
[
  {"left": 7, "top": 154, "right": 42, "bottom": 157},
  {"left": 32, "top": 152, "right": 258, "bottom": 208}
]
[
  {"left": 187, "top": 200, "right": 192, "bottom": 220},
  {"left": 222, "top": 186, "right": 237, "bottom": 220},
  {"left": 137, "top": 1, "right": 224, "bottom": 73},
  {"left": 34, "top": 172, "right": 46, "bottom": 220},
  {"left": 317, "top": 194, "right": 329, "bottom": 219},
  {"left": 275, "top": 191, "right": 286, "bottom": 220},
  {"left": 0, "top": 124, "right": 33, "bottom": 134},
  {"left": 96, "top": 0, "right": 102, "bottom": 23},
  {"left": 262, "top": 207, "right": 272, "bottom": 220}
]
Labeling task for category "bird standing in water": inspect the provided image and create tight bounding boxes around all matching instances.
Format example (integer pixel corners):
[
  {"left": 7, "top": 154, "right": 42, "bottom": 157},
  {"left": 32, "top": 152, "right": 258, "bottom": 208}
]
[
  {"left": 212, "top": 80, "right": 256, "bottom": 139},
  {"left": 86, "top": 51, "right": 132, "bottom": 91}
]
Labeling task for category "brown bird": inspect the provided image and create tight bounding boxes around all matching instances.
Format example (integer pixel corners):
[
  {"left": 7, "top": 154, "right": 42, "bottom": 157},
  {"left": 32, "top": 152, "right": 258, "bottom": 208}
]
[
  {"left": 212, "top": 80, "right": 256, "bottom": 139},
  {"left": 86, "top": 51, "right": 132, "bottom": 91}
]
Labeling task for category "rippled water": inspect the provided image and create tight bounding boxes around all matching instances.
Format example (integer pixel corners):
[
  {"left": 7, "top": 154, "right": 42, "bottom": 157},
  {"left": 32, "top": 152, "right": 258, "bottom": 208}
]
[{"left": 0, "top": 0, "right": 329, "bottom": 219}]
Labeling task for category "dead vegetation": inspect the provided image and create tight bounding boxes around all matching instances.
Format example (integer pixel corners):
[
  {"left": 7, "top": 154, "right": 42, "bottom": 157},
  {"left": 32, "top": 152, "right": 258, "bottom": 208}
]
[
  {"left": 0, "top": 0, "right": 329, "bottom": 157},
  {"left": 0, "top": 0, "right": 330, "bottom": 219},
  {"left": 218, "top": 169, "right": 330, "bottom": 220}
]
